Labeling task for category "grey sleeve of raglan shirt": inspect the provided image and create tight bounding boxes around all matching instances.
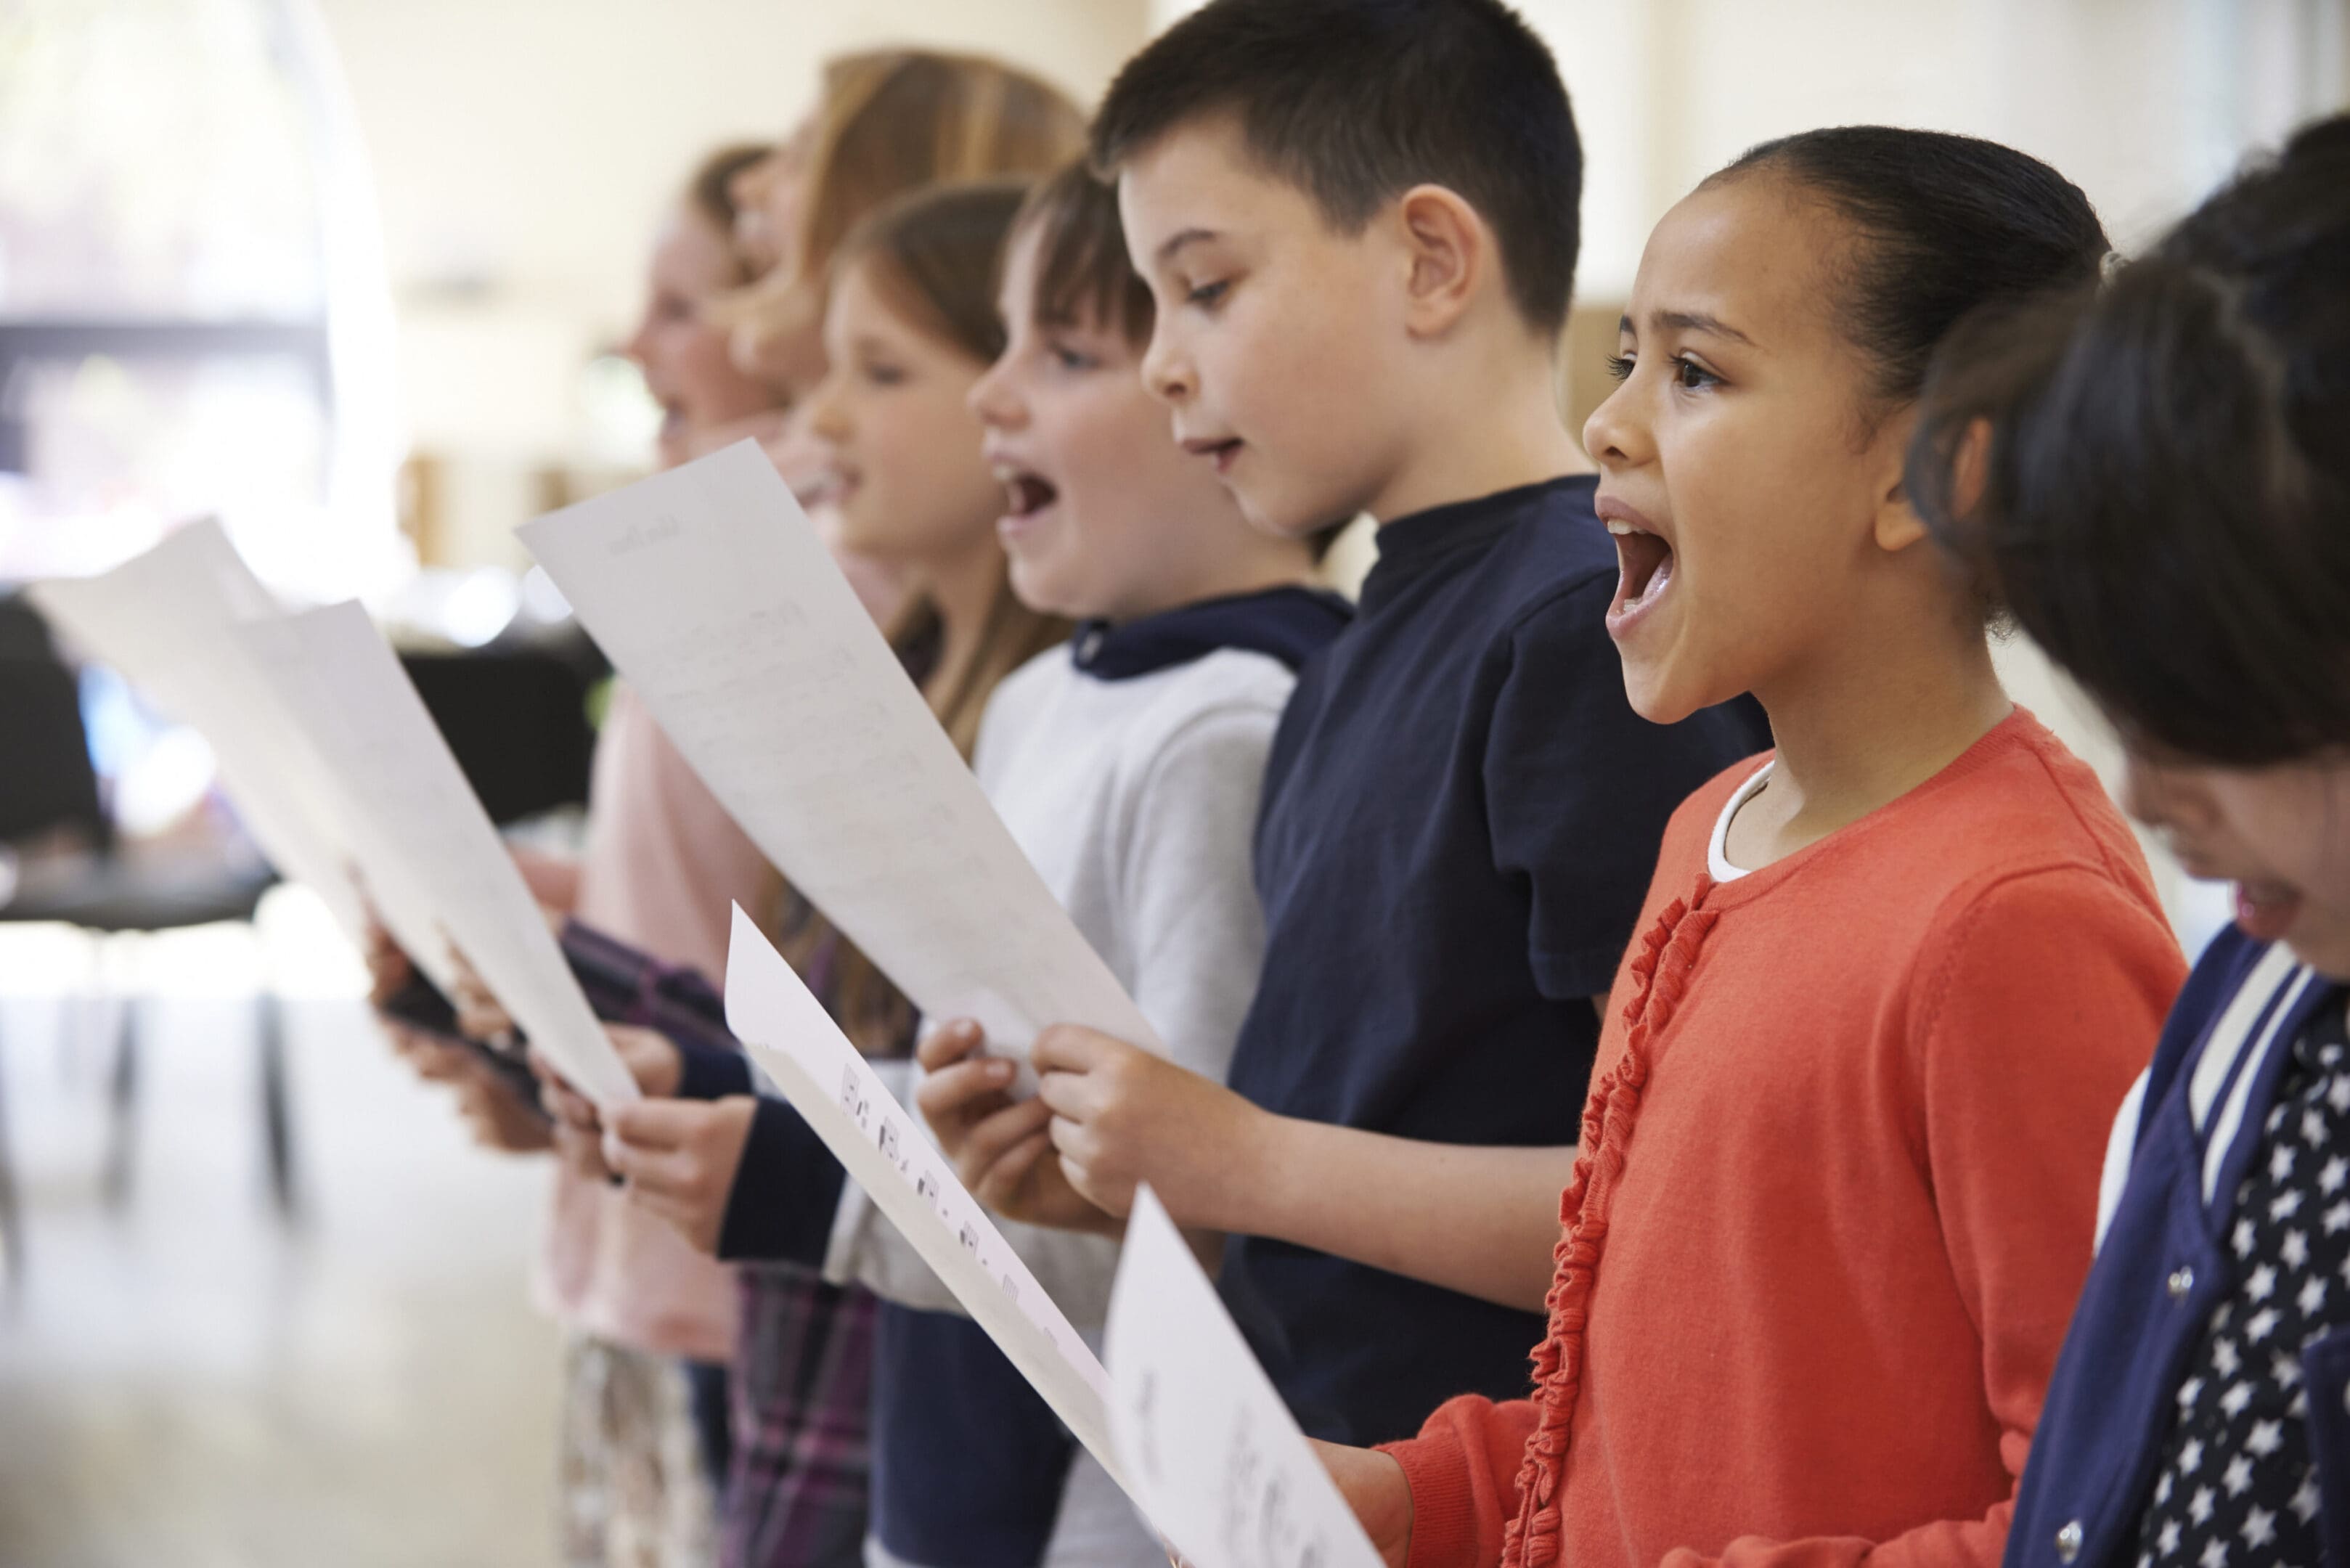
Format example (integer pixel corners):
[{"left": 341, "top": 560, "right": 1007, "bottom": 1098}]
[
  {"left": 829, "top": 688, "right": 1284, "bottom": 1326},
  {"left": 1111, "top": 701, "right": 1281, "bottom": 1088},
  {"left": 941, "top": 699, "right": 1279, "bottom": 1329}
]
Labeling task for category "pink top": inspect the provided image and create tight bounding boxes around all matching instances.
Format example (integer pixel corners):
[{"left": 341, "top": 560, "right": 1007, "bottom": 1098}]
[{"left": 533, "top": 683, "right": 770, "bottom": 1362}]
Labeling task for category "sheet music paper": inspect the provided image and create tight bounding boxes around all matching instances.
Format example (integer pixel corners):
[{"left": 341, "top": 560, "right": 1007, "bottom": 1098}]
[
  {"left": 224, "top": 602, "right": 636, "bottom": 1106},
  {"left": 721, "top": 904, "right": 1127, "bottom": 1491},
  {"left": 518, "top": 441, "right": 1159, "bottom": 1067},
  {"left": 28, "top": 523, "right": 440, "bottom": 982},
  {"left": 1106, "top": 1187, "right": 1385, "bottom": 1568}
]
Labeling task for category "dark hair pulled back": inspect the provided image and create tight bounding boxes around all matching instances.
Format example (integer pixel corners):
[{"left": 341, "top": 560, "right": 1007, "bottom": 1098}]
[
  {"left": 1911, "top": 114, "right": 2350, "bottom": 766},
  {"left": 1715, "top": 126, "right": 2110, "bottom": 413}
]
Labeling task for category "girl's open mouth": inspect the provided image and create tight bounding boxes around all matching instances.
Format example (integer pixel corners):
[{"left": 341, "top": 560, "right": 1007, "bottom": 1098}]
[{"left": 1605, "top": 521, "right": 1676, "bottom": 631}]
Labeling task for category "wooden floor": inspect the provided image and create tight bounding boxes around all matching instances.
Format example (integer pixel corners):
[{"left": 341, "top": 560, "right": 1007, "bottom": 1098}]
[{"left": 0, "top": 907, "right": 562, "bottom": 1567}]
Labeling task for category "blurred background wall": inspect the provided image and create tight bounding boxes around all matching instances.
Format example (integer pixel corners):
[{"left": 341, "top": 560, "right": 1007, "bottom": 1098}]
[
  {"left": 332, "top": 0, "right": 2349, "bottom": 573},
  {"left": 322, "top": 0, "right": 1151, "bottom": 569}
]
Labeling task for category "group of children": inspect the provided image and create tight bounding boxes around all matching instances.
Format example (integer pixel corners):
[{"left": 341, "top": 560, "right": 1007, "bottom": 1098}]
[{"left": 371, "top": 4, "right": 2350, "bottom": 1568}]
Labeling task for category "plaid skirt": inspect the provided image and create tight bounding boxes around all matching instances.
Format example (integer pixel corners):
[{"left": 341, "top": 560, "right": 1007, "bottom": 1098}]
[{"left": 723, "top": 1264, "right": 876, "bottom": 1568}]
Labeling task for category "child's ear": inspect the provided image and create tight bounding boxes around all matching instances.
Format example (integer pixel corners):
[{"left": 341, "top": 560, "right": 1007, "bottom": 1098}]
[
  {"left": 1869, "top": 407, "right": 1930, "bottom": 554},
  {"left": 1873, "top": 487, "right": 1932, "bottom": 555},
  {"left": 1394, "top": 184, "right": 1485, "bottom": 338}
]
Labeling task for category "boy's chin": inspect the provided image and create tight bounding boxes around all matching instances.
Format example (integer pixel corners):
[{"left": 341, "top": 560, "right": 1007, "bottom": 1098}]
[{"left": 1216, "top": 470, "right": 1355, "bottom": 542}]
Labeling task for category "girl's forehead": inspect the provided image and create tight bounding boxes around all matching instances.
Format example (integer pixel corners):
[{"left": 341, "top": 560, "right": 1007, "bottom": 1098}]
[{"left": 1631, "top": 177, "right": 1841, "bottom": 343}]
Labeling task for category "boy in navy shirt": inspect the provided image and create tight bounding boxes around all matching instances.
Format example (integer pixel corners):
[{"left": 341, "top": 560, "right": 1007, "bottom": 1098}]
[{"left": 921, "top": 0, "right": 1768, "bottom": 1445}]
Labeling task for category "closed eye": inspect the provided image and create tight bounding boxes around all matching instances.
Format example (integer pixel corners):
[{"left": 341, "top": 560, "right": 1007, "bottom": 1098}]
[{"left": 1186, "top": 279, "right": 1229, "bottom": 311}]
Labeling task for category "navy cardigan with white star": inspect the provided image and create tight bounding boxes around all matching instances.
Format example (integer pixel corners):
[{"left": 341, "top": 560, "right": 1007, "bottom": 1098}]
[{"left": 2007, "top": 928, "right": 2350, "bottom": 1568}]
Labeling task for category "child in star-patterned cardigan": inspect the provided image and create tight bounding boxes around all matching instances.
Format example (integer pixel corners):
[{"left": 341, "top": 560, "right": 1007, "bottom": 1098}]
[{"left": 1911, "top": 113, "right": 2350, "bottom": 1568}]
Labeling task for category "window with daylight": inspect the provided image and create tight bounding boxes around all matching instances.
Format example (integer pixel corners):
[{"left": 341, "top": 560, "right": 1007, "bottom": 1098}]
[{"left": 0, "top": 0, "right": 398, "bottom": 599}]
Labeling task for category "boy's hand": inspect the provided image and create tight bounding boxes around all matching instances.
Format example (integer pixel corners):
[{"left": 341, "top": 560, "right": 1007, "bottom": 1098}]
[
  {"left": 1310, "top": 1440, "right": 1411, "bottom": 1568},
  {"left": 603, "top": 1096, "right": 758, "bottom": 1254},
  {"left": 1032, "top": 1025, "right": 1267, "bottom": 1227},
  {"left": 917, "top": 1021, "right": 1121, "bottom": 1235}
]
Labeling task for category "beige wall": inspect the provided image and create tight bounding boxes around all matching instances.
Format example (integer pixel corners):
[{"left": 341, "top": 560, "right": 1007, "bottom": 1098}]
[
  {"left": 317, "top": 0, "right": 1149, "bottom": 561},
  {"left": 1525, "top": 0, "right": 2348, "bottom": 300},
  {"left": 1152, "top": 0, "right": 2346, "bottom": 942},
  {"left": 332, "top": 0, "right": 2344, "bottom": 563}
]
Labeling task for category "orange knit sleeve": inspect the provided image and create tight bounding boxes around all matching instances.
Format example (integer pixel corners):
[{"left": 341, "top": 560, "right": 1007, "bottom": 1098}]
[
  {"left": 1379, "top": 1394, "right": 1542, "bottom": 1568},
  {"left": 1662, "top": 865, "right": 2184, "bottom": 1568}
]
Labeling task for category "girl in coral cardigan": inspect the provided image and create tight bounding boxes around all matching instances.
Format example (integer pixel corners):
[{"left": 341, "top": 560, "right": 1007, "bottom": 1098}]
[{"left": 1318, "top": 126, "right": 2189, "bottom": 1568}]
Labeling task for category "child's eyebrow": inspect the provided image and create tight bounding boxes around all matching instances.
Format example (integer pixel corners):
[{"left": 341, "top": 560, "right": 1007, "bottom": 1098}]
[
  {"left": 1621, "top": 308, "right": 1757, "bottom": 347},
  {"left": 1153, "top": 227, "right": 1222, "bottom": 265}
]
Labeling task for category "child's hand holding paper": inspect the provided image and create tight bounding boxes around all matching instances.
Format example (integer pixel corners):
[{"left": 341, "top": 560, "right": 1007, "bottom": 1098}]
[
  {"left": 1026, "top": 1023, "right": 1269, "bottom": 1229},
  {"left": 534, "top": 1024, "right": 690, "bottom": 1183},
  {"left": 605, "top": 1096, "right": 761, "bottom": 1254},
  {"left": 917, "top": 1020, "right": 1121, "bottom": 1236}
]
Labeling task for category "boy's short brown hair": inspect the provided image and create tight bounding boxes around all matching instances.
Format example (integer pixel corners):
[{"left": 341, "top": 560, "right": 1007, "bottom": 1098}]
[{"left": 1089, "top": 0, "right": 1582, "bottom": 335}]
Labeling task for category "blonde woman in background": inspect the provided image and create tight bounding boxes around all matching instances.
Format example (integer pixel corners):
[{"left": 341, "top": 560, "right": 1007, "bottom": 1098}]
[{"left": 719, "top": 51, "right": 1084, "bottom": 626}]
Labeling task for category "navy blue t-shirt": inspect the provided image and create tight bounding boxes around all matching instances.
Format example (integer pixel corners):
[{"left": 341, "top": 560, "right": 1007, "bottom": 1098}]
[{"left": 1221, "top": 474, "right": 1769, "bottom": 1446}]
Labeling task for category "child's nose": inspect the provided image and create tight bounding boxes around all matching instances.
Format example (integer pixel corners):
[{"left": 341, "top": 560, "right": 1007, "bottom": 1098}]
[
  {"left": 968, "top": 363, "right": 1021, "bottom": 428},
  {"left": 1139, "top": 325, "right": 1194, "bottom": 407},
  {"left": 1583, "top": 381, "right": 1645, "bottom": 468},
  {"left": 806, "top": 382, "right": 849, "bottom": 443}
]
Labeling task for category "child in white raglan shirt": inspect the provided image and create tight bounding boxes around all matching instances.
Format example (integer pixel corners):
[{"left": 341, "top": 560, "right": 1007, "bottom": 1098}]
[{"left": 823, "top": 160, "right": 1349, "bottom": 1568}]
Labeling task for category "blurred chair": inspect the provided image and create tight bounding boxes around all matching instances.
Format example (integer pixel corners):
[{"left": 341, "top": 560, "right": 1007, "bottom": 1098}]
[
  {"left": 0, "top": 595, "right": 292, "bottom": 1299},
  {"left": 400, "top": 642, "right": 598, "bottom": 825}
]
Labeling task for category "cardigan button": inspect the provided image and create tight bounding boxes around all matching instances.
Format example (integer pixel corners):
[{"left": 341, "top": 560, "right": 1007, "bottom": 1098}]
[
  {"left": 2168, "top": 1265, "right": 2195, "bottom": 1299},
  {"left": 2056, "top": 1520, "right": 2084, "bottom": 1563}
]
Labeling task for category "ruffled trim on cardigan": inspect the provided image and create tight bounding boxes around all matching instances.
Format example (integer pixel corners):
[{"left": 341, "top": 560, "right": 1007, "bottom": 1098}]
[{"left": 1503, "top": 877, "right": 1720, "bottom": 1568}]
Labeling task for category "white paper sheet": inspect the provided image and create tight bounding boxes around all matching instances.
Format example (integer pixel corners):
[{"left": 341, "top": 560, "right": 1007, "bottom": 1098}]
[
  {"left": 222, "top": 602, "right": 636, "bottom": 1106},
  {"left": 518, "top": 441, "right": 1160, "bottom": 1067},
  {"left": 722, "top": 903, "right": 1127, "bottom": 1490},
  {"left": 28, "top": 523, "right": 438, "bottom": 981},
  {"left": 1106, "top": 1187, "right": 1385, "bottom": 1568}
]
